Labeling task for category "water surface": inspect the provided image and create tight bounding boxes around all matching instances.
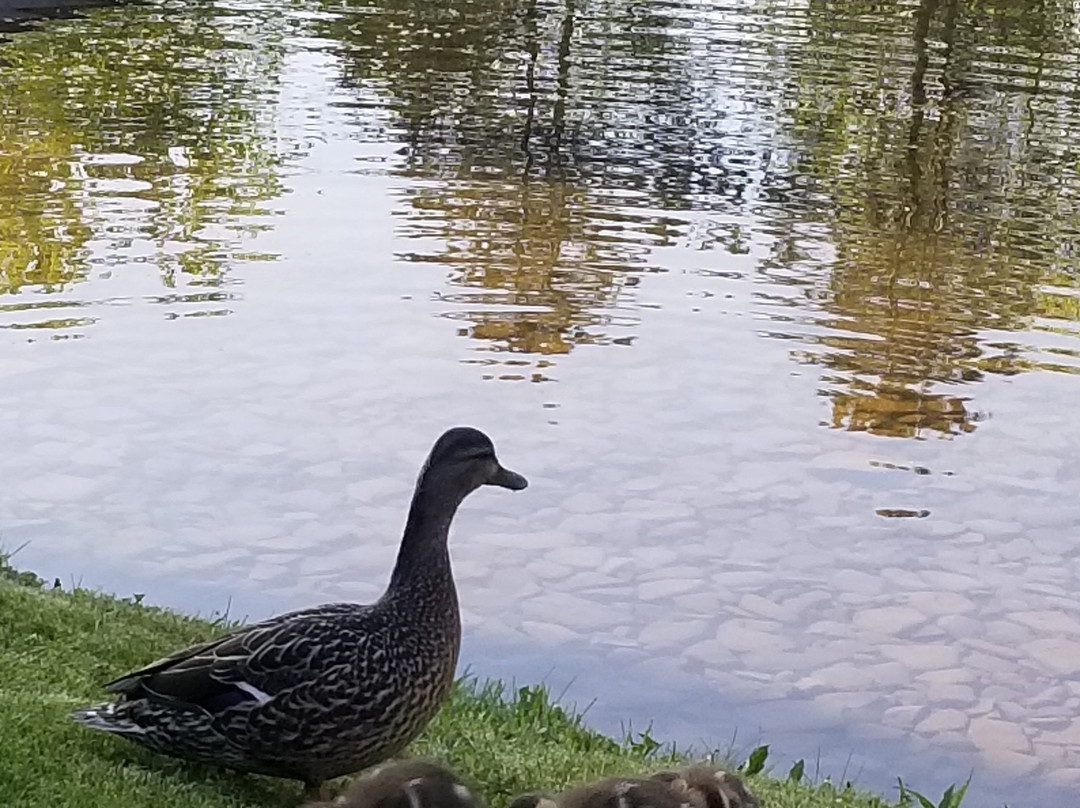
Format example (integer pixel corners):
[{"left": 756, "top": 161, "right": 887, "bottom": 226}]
[{"left": 3, "top": 0, "right": 1080, "bottom": 805}]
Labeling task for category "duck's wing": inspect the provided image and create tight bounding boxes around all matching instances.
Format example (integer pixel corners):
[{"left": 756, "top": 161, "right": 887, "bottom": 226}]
[{"left": 105, "top": 603, "right": 364, "bottom": 714}]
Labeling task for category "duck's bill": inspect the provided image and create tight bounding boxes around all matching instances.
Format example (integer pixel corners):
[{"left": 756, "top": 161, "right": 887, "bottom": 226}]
[{"left": 489, "top": 465, "right": 528, "bottom": 490}]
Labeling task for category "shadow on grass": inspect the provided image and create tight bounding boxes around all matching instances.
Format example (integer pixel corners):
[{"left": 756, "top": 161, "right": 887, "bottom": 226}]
[{"left": 88, "top": 735, "right": 303, "bottom": 806}]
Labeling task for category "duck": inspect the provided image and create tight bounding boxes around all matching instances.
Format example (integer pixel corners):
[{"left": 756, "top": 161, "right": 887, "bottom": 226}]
[
  {"left": 70, "top": 427, "right": 527, "bottom": 800},
  {"left": 649, "top": 764, "right": 759, "bottom": 808},
  {"left": 301, "top": 759, "right": 486, "bottom": 808},
  {"left": 509, "top": 777, "right": 689, "bottom": 808}
]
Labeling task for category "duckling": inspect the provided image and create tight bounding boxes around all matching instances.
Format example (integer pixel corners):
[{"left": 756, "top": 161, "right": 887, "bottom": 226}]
[
  {"left": 649, "top": 764, "right": 759, "bottom": 808},
  {"left": 303, "top": 760, "right": 486, "bottom": 808},
  {"left": 509, "top": 777, "right": 689, "bottom": 808}
]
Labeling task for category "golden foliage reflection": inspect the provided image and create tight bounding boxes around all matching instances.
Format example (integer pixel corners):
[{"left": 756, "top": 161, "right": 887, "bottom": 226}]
[{"left": 0, "top": 3, "right": 287, "bottom": 331}]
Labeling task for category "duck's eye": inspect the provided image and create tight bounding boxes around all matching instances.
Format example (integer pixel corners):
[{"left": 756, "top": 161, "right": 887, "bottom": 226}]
[{"left": 460, "top": 449, "right": 493, "bottom": 461}]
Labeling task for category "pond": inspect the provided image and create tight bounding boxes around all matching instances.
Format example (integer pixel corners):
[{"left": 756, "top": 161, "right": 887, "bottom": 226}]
[{"left": 2, "top": 0, "right": 1080, "bottom": 804}]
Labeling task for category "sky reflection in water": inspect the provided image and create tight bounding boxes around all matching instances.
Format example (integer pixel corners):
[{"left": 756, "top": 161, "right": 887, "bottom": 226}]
[{"left": 2, "top": 0, "right": 1080, "bottom": 805}]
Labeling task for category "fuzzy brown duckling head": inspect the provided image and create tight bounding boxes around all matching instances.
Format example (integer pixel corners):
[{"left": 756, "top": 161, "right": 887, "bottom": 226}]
[
  {"left": 508, "top": 795, "right": 559, "bottom": 808},
  {"left": 650, "top": 765, "right": 759, "bottom": 808},
  {"left": 511, "top": 777, "right": 689, "bottom": 808},
  {"left": 303, "top": 760, "right": 486, "bottom": 808}
]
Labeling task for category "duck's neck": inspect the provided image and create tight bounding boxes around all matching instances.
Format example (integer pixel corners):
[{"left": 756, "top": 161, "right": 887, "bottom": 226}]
[{"left": 388, "top": 478, "right": 469, "bottom": 592}]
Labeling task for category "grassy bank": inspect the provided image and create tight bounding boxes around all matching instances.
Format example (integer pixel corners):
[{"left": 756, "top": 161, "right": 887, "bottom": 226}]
[{"left": 0, "top": 557, "right": 918, "bottom": 808}]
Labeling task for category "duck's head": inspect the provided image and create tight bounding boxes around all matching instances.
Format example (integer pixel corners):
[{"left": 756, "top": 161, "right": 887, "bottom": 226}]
[
  {"left": 397, "top": 772, "right": 485, "bottom": 808},
  {"left": 651, "top": 766, "right": 758, "bottom": 808},
  {"left": 341, "top": 760, "right": 487, "bottom": 808},
  {"left": 419, "top": 427, "right": 528, "bottom": 495},
  {"left": 508, "top": 795, "right": 557, "bottom": 808}
]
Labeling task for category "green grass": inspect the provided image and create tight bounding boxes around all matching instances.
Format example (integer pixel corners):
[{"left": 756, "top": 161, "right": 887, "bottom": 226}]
[{"left": 0, "top": 555, "right": 944, "bottom": 808}]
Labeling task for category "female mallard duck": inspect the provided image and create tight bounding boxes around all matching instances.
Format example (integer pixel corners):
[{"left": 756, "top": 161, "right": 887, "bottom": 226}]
[
  {"left": 649, "top": 765, "right": 759, "bottom": 808},
  {"left": 70, "top": 427, "right": 527, "bottom": 800},
  {"left": 509, "top": 778, "right": 687, "bottom": 808},
  {"left": 302, "top": 759, "right": 486, "bottom": 808}
]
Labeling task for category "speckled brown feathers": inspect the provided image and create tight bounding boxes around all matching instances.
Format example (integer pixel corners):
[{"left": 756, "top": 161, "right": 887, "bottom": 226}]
[
  {"left": 302, "top": 760, "right": 486, "bottom": 808},
  {"left": 509, "top": 778, "right": 687, "bottom": 808},
  {"left": 77, "top": 597, "right": 461, "bottom": 785},
  {"left": 509, "top": 765, "right": 758, "bottom": 808},
  {"left": 71, "top": 427, "right": 527, "bottom": 795},
  {"left": 649, "top": 765, "right": 759, "bottom": 808}
]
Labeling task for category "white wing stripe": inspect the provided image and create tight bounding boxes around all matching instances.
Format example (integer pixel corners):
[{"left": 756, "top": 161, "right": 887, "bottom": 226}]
[{"left": 235, "top": 681, "right": 272, "bottom": 704}]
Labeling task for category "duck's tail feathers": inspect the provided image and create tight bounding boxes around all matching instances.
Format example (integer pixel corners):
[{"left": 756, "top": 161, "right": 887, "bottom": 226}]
[{"left": 70, "top": 701, "right": 147, "bottom": 736}]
